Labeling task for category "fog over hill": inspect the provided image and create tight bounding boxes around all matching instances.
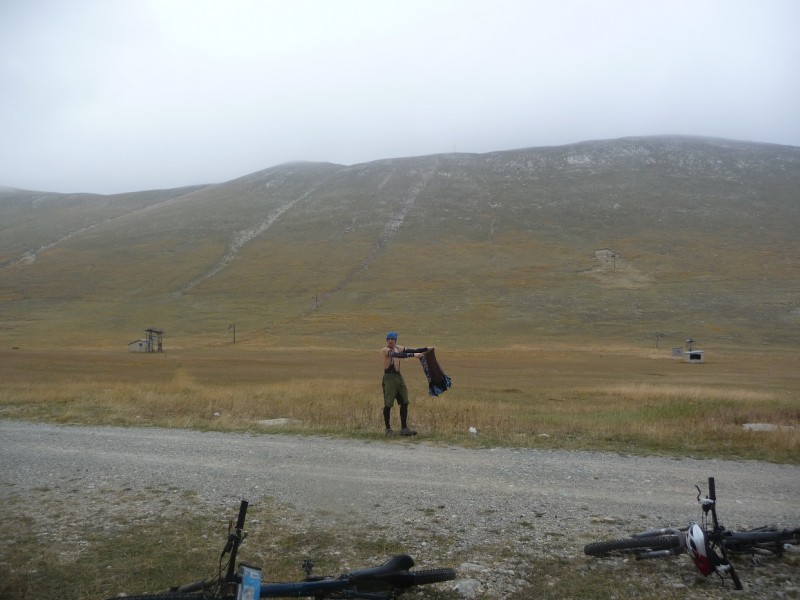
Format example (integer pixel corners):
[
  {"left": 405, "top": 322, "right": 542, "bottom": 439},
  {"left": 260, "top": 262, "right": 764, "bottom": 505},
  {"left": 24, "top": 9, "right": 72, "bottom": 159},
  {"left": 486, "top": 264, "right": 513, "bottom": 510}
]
[{"left": 1, "top": 136, "right": 798, "bottom": 349}]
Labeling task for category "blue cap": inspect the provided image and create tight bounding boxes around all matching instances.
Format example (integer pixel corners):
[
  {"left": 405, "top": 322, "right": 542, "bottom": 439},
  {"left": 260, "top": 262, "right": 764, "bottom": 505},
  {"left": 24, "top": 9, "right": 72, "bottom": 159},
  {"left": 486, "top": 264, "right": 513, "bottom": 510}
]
[{"left": 386, "top": 331, "right": 398, "bottom": 340}]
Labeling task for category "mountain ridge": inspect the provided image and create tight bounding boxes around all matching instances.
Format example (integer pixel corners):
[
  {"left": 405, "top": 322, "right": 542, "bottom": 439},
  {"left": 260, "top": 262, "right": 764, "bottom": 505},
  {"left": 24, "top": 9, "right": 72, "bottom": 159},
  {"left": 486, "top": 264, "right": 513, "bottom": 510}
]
[{"left": 1, "top": 136, "right": 798, "bottom": 349}]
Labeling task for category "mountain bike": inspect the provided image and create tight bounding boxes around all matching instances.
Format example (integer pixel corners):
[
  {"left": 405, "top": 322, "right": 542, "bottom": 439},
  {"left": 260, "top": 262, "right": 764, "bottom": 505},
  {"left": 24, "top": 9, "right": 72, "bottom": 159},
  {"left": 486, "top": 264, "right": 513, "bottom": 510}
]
[
  {"left": 583, "top": 476, "right": 800, "bottom": 590},
  {"left": 105, "top": 499, "right": 456, "bottom": 600}
]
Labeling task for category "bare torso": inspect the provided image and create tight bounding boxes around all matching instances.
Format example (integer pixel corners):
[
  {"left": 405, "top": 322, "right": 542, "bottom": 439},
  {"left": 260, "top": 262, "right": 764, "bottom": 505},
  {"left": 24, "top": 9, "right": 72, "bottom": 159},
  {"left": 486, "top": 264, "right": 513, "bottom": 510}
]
[{"left": 382, "top": 341, "right": 406, "bottom": 371}]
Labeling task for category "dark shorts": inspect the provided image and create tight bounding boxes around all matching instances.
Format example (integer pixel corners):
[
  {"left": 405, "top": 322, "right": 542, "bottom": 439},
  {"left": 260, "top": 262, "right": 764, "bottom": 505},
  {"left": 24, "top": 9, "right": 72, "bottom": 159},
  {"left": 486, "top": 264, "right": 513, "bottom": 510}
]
[{"left": 382, "top": 371, "right": 409, "bottom": 408}]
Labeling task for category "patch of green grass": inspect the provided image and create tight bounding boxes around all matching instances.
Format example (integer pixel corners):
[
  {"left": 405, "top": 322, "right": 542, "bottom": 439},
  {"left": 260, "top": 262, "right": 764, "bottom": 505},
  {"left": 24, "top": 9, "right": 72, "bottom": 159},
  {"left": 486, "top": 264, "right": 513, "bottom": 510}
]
[{"left": 0, "top": 507, "right": 215, "bottom": 600}]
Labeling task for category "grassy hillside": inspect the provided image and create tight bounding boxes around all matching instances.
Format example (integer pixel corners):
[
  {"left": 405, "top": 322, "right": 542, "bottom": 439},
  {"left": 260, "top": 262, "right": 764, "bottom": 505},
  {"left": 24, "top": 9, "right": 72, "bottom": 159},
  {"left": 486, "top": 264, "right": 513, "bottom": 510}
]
[
  {"left": 0, "top": 184, "right": 209, "bottom": 267},
  {"left": 1, "top": 136, "right": 798, "bottom": 350}
]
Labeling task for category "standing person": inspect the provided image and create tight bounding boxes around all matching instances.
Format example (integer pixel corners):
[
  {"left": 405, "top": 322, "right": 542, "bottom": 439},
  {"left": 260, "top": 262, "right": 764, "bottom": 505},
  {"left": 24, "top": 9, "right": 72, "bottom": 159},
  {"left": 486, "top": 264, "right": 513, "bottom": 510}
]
[{"left": 381, "top": 331, "right": 432, "bottom": 436}]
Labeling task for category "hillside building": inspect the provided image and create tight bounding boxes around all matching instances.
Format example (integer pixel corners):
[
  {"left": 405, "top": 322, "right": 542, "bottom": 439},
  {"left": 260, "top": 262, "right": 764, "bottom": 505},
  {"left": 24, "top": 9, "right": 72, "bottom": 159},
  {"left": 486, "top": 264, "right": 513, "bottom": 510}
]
[
  {"left": 127, "top": 328, "right": 164, "bottom": 352},
  {"left": 128, "top": 339, "right": 151, "bottom": 353}
]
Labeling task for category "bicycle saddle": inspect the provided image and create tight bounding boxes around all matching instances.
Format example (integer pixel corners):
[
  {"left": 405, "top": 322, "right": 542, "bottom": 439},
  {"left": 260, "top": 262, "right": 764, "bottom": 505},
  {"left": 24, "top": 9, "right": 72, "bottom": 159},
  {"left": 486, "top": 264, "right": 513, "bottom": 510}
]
[{"left": 347, "top": 554, "right": 415, "bottom": 581}]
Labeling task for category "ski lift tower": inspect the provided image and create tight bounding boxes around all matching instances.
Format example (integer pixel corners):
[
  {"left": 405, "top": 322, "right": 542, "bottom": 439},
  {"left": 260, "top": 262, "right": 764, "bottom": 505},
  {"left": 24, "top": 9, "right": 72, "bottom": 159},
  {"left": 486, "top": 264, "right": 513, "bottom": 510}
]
[{"left": 145, "top": 328, "right": 164, "bottom": 352}]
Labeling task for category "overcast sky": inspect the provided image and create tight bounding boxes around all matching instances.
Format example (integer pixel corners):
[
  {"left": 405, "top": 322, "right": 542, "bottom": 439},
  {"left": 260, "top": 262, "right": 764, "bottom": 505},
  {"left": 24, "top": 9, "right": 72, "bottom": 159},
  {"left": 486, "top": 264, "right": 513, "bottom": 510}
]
[{"left": 2, "top": 0, "right": 799, "bottom": 194}]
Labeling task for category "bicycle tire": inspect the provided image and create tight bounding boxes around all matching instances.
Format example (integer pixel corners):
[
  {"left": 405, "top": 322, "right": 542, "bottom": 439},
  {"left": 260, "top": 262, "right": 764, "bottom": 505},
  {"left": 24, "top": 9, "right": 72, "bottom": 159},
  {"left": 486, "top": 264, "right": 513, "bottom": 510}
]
[
  {"left": 584, "top": 535, "right": 681, "bottom": 556},
  {"left": 410, "top": 567, "right": 457, "bottom": 585}
]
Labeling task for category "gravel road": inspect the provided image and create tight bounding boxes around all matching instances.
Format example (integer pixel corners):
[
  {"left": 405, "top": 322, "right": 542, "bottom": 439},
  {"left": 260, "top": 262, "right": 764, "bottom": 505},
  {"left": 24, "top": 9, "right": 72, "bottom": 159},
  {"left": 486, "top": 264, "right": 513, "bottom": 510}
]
[{"left": 2, "top": 420, "right": 799, "bottom": 598}]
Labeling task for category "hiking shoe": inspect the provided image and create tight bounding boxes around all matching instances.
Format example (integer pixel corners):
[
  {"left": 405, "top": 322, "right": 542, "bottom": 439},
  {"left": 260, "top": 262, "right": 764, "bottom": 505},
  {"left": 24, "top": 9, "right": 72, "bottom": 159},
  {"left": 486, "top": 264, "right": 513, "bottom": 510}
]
[
  {"left": 400, "top": 427, "right": 417, "bottom": 436},
  {"left": 385, "top": 428, "right": 395, "bottom": 436}
]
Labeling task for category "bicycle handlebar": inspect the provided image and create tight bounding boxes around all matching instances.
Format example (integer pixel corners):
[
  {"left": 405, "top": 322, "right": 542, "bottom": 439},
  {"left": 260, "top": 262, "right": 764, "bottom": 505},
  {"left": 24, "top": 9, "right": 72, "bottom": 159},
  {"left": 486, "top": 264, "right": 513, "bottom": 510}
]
[
  {"left": 235, "top": 500, "right": 248, "bottom": 531},
  {"left": 224, "top": 499, "right": 249, "bottom": 583}
]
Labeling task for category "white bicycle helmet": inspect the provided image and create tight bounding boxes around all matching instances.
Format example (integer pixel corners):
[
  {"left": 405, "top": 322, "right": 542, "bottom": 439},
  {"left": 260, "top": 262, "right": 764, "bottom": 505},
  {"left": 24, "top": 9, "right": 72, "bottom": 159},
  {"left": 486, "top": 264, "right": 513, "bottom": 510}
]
[{"left": 686, "top": 523, "right": 714, "bottom": 575}]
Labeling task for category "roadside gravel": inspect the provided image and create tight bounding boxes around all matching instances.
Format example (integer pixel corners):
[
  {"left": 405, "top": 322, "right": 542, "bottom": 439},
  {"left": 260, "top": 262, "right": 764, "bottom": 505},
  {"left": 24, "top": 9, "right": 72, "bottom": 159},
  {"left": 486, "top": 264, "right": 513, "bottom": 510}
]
[{"left": 2, "top": 421, "right": 798, "bottom": 598}]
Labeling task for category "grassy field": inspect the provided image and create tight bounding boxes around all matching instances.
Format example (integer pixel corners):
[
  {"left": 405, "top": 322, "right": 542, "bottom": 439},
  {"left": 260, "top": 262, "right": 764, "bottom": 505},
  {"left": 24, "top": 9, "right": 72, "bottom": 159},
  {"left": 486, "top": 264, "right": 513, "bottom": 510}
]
[
  {"left": 2, "top": 344, "right": 798, "bottom": 600},
  {"left": 1, "top": 343, "right": 797, "bottom": 463}
]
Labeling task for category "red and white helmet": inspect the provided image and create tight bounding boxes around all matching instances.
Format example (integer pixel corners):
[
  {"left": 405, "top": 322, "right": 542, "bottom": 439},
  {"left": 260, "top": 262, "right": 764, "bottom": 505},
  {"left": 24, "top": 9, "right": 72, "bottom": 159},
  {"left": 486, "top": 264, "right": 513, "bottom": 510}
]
[{"left": 685, "top": 523, "right": 714, "bottom": 575}]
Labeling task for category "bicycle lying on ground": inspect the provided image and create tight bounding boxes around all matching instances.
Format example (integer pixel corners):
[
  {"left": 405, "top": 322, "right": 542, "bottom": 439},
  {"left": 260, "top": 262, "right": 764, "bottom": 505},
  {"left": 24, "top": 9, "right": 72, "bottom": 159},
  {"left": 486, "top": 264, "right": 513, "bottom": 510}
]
[
  {"left": 105, "top": 500, "right": 456, "bottom": 600},
  {"left": 583, "top": 476, "right": 800, "bottom": 590}
]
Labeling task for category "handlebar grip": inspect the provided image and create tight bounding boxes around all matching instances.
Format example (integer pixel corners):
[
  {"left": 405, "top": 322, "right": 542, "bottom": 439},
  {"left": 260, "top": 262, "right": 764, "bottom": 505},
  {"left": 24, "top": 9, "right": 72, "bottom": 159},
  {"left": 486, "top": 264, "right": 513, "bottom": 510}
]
[
  {"left": 708, "top": 477, "right": 716, "bottom": 501},
  {"left": 236, "top": 499, "right": 249, "bottom": 530}
]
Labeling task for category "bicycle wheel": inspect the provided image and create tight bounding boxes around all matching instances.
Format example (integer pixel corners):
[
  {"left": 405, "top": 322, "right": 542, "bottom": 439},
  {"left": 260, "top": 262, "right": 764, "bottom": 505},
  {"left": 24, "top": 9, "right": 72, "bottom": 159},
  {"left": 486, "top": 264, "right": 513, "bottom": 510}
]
[
  {"left": 410, "top": 568, "right": 457, "bottom": 585},
  {"left": 584, "top": 535, "right": 681, "bottom": 556}
]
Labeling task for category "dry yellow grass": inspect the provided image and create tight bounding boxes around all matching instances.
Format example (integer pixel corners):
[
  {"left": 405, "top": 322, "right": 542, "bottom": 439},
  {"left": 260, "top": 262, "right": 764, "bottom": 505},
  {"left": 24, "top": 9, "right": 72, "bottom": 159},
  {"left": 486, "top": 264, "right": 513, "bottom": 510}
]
[{"left": 1, "top": 344, "right": 797, "bottom": 462}]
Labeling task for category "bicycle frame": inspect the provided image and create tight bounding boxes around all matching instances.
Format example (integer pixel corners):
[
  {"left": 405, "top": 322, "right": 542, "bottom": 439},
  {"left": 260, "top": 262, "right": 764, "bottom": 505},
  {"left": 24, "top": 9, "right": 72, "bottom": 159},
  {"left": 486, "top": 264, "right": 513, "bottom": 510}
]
[
  {"left": 585, "top": 477, "right": 799, "bottom": 590},
  {"left": 161, "top": 499, "right": 455, "bottom": 600},
  {"left": 636, "top": 477, "right": 742, "bottom": 588}
]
